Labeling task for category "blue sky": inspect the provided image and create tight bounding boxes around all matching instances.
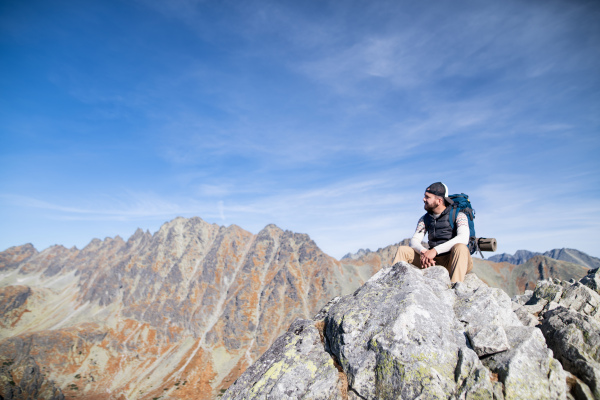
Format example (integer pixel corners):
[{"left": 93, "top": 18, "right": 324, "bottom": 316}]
[{"left": 1, "top": 0, "right": 599, "bottom": 259}]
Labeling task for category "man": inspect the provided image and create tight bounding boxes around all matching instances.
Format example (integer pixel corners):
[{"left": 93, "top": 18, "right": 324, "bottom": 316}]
[{"left": 392, "top": 182, "right": 473, "bottom": 283}]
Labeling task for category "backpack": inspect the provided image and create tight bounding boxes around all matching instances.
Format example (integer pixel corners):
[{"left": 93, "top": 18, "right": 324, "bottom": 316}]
[{"left": 447, "top": 193, "right": 478, "bottom": 255}]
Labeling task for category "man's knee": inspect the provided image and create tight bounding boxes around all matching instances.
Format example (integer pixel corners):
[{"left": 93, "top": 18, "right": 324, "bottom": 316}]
[
  {"left": 393, "top": 245, "right": 417, "bottom": 265},
  {"left": 449, "top": 243, "right": 473, "bottom": 276},
  {"left": 450, "top": 243, "right": 469, "bottom": 254}
]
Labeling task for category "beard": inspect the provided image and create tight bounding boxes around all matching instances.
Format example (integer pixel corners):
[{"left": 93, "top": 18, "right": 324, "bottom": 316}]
[{"left": 424, "top": 202, "right": 436, "bottom": 213}]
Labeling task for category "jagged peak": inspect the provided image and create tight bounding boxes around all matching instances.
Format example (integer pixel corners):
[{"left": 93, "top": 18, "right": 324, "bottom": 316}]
[
  {"left": 1, "top": 243, "right": 38, "bottom": 254},
  {"left": 262, "top": 223, "right": 282, "bottom": 231},
  {"left": 83, "top": 238, "right": 103, "bottom": 249},
  {"left": 341, "top": 248, "right": 372, "bottom": 260},
  {"left": 42, "top": 244, "right": 69, "bottom": 252},
  {"left": 256, "top": 224, "right": 317, "bottom": 248},
  {"left": 129, "top": 228, "right": 146, "bottom": 239},
  {"left": 257, "top": 223, "right": 284, "bottom": 237},
  {"left": 155, "top": 215, "right": 216, "bottom": 235}
]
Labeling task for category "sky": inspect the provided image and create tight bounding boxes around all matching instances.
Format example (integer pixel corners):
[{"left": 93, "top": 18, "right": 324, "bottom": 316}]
[{"left": 1, "top": 0, "right": 599, "bottom": 259}]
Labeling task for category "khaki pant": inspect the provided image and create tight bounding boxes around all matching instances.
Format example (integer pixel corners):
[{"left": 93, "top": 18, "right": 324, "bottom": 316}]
[{"left": 392, "top": 244, "right": 473, "bottom": 283}]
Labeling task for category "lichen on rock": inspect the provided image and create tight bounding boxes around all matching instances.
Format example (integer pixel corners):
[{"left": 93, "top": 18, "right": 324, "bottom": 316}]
[{"left": 224, "top": 262, "right": 576, "bottom": 399}]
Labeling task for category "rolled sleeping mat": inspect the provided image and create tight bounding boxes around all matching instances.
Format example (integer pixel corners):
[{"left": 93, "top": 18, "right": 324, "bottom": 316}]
[{"left": 478, "top": 238, "right": 497, "bottom": 252}]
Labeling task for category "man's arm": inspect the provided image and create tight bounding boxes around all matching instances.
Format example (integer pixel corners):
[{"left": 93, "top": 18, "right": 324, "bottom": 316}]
[
  {"left": 409, "top": 217, "right": 427, "bottom": 252},
  {"left": 410, "top": 217, "right": 436, "bottom": 268},
  {"left": 432, "top": 212, "right": 469, "bottom": 255}
]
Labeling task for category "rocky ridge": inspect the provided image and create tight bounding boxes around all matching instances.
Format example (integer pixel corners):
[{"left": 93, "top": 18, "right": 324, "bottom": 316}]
[
  {"left": 0, "top": 217, "right": 377, "bottom": 399},
  {"left": 224, "top": 264, "right": 600, "bottom": 399}
]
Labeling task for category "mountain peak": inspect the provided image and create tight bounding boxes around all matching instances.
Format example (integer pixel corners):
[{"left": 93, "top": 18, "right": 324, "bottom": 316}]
[
  {"left": 0, "top": 243, "right": 38, "bottom": 272},
  {"left": 341, "top": 248, "right": 372, "bottom": 260}
]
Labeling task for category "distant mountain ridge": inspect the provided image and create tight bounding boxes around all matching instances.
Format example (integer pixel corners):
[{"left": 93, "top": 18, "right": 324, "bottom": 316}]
[
  {"left": 345, "top": 244, "right": 600, "bottom": 273},
  {"left": 489, "top": 248, "right": 600, "bottom": 270},
  {"left": 472, "top": 255, "right": 590, "bottom": 297},
  {"left": 341, "top": 242, "right": 595, "bottom": 297}
]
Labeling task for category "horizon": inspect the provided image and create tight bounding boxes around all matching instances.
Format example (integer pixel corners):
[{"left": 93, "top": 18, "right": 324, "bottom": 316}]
[
  {"left": 1, "top": 0, "right": 599, "bottom": 259},
  {"left": 4, "top": 214, "right": 597, "bottom": 262}
]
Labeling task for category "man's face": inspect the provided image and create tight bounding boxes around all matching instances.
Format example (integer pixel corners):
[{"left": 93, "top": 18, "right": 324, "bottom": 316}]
[{"left": 423, "top": 192, "right": 441, "bottom": 212}]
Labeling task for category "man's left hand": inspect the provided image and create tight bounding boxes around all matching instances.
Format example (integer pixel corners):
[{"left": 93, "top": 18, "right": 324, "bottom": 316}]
[{"left": 420, "top": 248, "right": 437, "bottom": 268}]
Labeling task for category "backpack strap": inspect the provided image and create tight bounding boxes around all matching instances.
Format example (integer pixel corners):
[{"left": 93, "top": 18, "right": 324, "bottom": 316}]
[{"left": 448, "top": 203, "right": 459, "bottom": 231}]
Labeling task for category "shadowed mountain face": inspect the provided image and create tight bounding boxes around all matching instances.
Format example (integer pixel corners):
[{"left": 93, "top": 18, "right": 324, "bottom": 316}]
[{"left": 0, "top": 217, "right": 373, "bottom": 400}]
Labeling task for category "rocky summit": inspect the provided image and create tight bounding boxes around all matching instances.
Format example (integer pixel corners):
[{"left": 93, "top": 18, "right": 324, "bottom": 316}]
[{"left": 224, "top": 263, "right": 600, "bottom": 399}]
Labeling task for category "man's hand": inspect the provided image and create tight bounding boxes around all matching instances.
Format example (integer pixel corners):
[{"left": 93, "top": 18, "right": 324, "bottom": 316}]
[{"left": 420, "top": 248, "right": 437, "bottom": 268}]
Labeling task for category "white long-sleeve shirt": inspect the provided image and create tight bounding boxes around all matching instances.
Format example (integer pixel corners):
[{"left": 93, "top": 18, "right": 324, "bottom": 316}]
[{"left": 410, "top": 212, "right": 469, "bottom": 255}]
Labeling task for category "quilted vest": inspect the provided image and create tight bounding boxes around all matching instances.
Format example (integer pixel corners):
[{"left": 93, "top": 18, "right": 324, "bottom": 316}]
[{"left": 423, "top": 207, "right": 456, "bottom": 252}]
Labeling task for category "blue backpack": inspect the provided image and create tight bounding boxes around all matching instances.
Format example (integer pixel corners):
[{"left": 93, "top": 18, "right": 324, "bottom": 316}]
[{"left": 447, "top": 193, "right": 478, "bottom": 255}]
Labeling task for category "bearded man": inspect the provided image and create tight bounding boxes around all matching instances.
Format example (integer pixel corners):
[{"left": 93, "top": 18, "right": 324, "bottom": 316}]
[{"left": 392, "top": 182, "right": 473, "bottom": 283}]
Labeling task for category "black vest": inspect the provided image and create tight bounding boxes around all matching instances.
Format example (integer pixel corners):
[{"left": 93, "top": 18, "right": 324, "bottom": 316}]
[{"left": 423, "top": 207, "right": 456, "bottom": 252}]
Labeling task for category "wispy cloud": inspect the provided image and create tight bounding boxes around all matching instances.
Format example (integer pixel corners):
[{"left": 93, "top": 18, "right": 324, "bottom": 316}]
[
  {"left": 0, "top": 192, "right": 216, "bottom": 221},
  {"left": 1, "top": 0, "right": 599, "bottom": 259}
]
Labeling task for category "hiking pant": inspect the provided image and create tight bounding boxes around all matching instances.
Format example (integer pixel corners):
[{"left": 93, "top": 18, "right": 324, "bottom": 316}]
[{"left": 392, "top": 244, "right": 473, "bottom": 283}]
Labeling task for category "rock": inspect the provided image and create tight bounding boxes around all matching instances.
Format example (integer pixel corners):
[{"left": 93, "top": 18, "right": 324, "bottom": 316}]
[
  {"left": 0, "top": 286, "right": 31, "bottom": 316},
  {"left": 510, "top": 269, "right": 600, "bottom": 400},
  {"left": 530, "top": 279, "right": 564, "bottom": 304},
  {"left": 454, "top": 276, "right": 522, "bottom": 328},
  {"left": 565, "top": 371, "right": 595, "bottom": 400},
  {"left": 225, "top": 262, "right": 567, "bottom": 399},
  {"left": 512, "top": 304, "right": 540, "bottom": 327},
  {"left": 558, "top": 283, "right": 600, "bottom": 318},
  {"left": 539, "top": 307, "right": 600, "bottom": 398},
  {"left": 324, "top": 264, "right": 478, "bottom": 399},
  {"left": 467, "top": 325, "right": 510, "bottom": 357},
  {"left": 482, "top": 326, "right": 567, "bottom": 399},
  {"left": 522, "top": 300, "right": 548, "bottom": 315},
  {"left": 580, "top": 268, "right": 600, "bottom": 295},
  {"left": 222, "top": 319, "right": 343, "bottom": 400},
  {"left": 512, "top": 290, "right": 534, "bottom": 305},
  {"left": 0, "top": 356, "right": 64, "bottom": 400}
]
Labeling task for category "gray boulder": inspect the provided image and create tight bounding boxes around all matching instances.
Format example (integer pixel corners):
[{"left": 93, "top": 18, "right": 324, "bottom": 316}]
[
  {"left": 223, "top": 318, "right": 344, "bottom": 400},
  {"left": 580, "top": 268, "right": 600, "bottom": 294},
  {"left": 511, "top": 267, "right": 600, "bottom": 399},
  {"left": 482, "top": 326, "right": 566, "bottom": 399},
  {"left": 224, "top": 262, "right": 569, "bottom": 399},
  {"left": 466, "top": 325, "right": 509, "bottom": 357},
  {"left": 539, "top": 307, "right": 600, "bottom": 398}
]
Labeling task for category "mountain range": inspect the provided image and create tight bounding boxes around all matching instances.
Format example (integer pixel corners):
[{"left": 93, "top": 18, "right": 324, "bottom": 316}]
[
  {"left": 488, "top": 248, "right": 600, "bottom": 269},
  {"left": 341, "top": 242, "right": 595, "bottom": 297},
  {"left": 0, "top": 216, "right": 596, "bottom": 399}
]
